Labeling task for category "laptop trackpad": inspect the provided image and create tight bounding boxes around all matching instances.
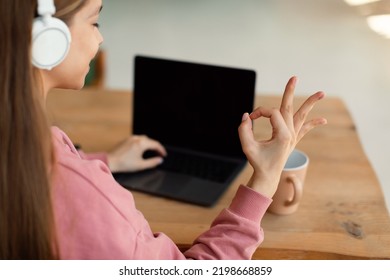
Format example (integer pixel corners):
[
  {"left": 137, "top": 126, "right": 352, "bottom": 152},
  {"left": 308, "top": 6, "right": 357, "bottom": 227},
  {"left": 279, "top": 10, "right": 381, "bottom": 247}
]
[
  {"left": 123, "top": 170, "right": 190, "bottom": 194},
  {"left": 114, "top": 170, "right": 226, "bottom": 206}
]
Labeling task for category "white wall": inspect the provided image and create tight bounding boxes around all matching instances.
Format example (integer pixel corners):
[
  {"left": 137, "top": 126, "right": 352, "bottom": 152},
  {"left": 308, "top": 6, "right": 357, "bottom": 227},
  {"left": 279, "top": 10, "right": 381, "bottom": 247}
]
[{"left": 99, "top": 0, "right": 390, "bottom": 212}]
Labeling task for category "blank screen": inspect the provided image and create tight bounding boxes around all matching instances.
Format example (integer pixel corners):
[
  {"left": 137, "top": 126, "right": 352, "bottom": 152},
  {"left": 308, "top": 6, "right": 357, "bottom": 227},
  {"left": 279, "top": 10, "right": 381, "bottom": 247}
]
[{"left": 133, "top": 56, "right": 256, "bottom": 159}]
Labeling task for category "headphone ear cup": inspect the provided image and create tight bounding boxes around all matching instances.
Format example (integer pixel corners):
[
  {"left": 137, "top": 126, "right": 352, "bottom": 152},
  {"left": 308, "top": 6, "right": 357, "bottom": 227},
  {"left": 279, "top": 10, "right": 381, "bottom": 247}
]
[{"left": 32, "top": 16, "right": 71, "bottom": 70}]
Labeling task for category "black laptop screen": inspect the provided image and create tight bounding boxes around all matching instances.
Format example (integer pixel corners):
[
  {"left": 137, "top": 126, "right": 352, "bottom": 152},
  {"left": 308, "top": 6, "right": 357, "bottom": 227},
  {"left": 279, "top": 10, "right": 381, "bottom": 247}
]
[{"left": 133, "top": 56, "right": 256, "bottom": 160}]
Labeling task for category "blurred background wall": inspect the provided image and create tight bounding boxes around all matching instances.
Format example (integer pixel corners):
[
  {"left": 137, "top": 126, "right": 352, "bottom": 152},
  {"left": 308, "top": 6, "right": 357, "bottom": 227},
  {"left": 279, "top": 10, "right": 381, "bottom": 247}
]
[{"left": 98, "top": 0, "right": 390, "bottom": 212}]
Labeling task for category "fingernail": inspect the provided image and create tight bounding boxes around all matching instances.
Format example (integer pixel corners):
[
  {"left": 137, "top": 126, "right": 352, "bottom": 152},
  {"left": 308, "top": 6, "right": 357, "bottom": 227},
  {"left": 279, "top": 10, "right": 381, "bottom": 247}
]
[
  {"left": 292, "top": 76, "right": 298, "bottom": 84},
  {"left": 242, "top": 112, "right": 249, "bottom": 122}
]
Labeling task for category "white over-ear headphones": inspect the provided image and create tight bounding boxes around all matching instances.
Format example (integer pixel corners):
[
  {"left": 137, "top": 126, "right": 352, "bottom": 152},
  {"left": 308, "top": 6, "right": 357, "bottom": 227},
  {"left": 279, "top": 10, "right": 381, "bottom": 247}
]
[{"left": 32, "top": 0, "right": 71, "bottom": 70}]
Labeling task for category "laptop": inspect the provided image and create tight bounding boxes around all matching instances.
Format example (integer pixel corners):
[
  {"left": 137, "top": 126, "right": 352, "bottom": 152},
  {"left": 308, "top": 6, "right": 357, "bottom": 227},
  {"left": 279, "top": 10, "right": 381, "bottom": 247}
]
[{"left": 113, "top": 55, "right": 256, "bottom": 207}]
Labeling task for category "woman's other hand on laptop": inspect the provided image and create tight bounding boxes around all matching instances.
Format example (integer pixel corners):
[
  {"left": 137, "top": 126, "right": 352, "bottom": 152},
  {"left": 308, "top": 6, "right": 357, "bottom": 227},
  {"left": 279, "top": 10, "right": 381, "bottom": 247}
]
[
  {"left": 107, "top": 135, "right": 167, "bottom": 173},
  {"left": 238, "top": 76, "right": 327, "bottom": 198}
]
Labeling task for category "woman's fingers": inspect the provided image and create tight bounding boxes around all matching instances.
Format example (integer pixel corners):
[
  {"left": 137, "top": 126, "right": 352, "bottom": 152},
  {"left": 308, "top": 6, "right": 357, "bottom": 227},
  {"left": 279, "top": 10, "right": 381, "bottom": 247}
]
[
  {"left": 238, "top": 113, "right": 255, "bottom": 154},
  {"left": 142, "top": 137, "right": 167, "bottom": 157},
  {"left": 239, "top": 106, "right": 291, "bottom": 153},
  {"left": 296, "top": 117, "right": 327, "bottom": 142},
  {"left": 249, "top": 106, "right": 272, "bottom": 120},
  {"left": 250, "top": 86, "right": 326, "bottom": 143},
  {"left": 280, "top": 76, "right": 297, "bottom": 129},
  {"left": 139, "top": 157, "right": 165, "bottom": 170},
  {"left": 294, "top": 91, "right": 325, "bottom": 133}
]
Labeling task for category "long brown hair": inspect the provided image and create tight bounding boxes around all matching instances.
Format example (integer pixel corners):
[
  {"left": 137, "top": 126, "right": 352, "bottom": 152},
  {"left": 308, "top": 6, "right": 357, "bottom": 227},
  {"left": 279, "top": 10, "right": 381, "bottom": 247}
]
[{"left": 0, "top": 0, "right": 86, "bottom": 259}]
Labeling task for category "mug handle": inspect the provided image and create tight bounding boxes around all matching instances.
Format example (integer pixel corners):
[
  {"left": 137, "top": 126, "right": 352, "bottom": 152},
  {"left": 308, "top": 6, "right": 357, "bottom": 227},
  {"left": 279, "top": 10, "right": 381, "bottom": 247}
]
[{"left": 284, "top": 174, "right": 303, "bottom": 206}]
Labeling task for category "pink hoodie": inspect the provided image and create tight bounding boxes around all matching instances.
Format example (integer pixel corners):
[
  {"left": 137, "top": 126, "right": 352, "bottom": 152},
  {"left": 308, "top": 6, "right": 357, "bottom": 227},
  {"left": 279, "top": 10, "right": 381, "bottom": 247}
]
[{"left": 51, "top": 127, "right": 272, "bottom": 259}]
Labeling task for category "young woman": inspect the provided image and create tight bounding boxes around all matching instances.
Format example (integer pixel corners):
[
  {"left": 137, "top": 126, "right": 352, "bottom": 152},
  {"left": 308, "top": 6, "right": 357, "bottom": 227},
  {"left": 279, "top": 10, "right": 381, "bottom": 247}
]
[{"left": 0, "top": 0, "right": 326, "bottom": 259}]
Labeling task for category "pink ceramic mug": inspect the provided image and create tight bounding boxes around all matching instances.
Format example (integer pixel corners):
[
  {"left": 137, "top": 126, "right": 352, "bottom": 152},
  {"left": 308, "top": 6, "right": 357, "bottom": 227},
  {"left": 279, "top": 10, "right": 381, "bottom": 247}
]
[{"left": 268, "top": 149, "right": 309, "bottom": 215}]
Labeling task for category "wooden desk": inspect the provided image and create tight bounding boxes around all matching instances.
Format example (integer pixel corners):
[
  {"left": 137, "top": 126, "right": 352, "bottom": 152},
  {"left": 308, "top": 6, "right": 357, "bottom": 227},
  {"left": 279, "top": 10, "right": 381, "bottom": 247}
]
[{"left": 47, "top": 88, "right": 390, "bottom": 259}]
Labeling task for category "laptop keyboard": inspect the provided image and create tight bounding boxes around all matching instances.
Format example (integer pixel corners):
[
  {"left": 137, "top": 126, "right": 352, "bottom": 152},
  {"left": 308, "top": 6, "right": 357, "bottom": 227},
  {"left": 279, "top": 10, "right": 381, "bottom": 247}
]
[{"left": 146, "top": 149, "right": 239, "bottom": 183}]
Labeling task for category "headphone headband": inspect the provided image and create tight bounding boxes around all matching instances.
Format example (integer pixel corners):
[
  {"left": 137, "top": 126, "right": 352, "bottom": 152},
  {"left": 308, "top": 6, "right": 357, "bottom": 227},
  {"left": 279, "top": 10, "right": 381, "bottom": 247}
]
[{"left": 37, "top": 0, "right": 56, "bottom": 17}]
